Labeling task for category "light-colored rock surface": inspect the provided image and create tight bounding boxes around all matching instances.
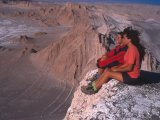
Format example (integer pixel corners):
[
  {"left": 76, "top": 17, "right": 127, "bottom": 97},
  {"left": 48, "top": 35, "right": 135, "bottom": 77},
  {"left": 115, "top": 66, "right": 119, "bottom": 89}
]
[
  {"left": 64, "top": 69, "right": 160, "bottom": 120},
  {"left": 64, "top": 3, "right": 160, "bottom": 120}
]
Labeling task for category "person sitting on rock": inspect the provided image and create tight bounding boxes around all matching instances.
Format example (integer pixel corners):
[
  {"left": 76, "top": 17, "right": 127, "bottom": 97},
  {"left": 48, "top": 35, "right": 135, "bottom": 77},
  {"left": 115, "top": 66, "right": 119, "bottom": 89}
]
[
  {"left": 82, "top": 27, "right": 145, "bottom": 95},
  {"left": 87, "top": 32, "right": 128, "bottom": 83}
]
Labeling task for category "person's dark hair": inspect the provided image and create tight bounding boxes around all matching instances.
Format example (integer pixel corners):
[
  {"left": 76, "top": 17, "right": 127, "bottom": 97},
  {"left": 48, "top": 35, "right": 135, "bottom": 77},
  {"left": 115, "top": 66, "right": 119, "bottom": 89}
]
[
  {"left": 123, "top": 27, "right": 146, "bottom": 64},
  {"left": 117, "top": 32, "right": 124, "bottom": 38}
]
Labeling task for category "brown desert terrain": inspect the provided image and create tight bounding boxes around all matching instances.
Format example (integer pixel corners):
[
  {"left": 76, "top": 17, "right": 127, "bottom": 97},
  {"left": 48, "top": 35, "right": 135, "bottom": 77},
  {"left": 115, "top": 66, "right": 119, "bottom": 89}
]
[{"left": 0, "top": 1, "right": 160, "bottom": 120}]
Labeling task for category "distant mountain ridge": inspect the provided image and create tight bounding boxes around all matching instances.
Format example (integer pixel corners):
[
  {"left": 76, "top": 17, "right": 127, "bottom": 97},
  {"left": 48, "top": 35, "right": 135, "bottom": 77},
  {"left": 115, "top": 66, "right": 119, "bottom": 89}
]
[{"left": 32, "top": 0, "right": 160, "bottom": 5}]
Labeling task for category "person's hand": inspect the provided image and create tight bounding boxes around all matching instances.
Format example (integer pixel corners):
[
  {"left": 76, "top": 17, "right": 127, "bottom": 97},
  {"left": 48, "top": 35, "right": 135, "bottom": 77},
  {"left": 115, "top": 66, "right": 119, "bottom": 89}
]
[
  {"left": 102, "top": 54, "right": 107, "bottom": 57},
  {"left": 100, "top": 54, "right": 107, "bottom": 61},
  {"left": 111, "top": 66, "right": 118, "bottom": 72}
]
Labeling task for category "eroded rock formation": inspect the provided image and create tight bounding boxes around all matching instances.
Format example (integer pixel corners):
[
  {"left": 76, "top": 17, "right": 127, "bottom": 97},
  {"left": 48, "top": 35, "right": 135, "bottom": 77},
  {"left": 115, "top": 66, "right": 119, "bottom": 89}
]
[{"left": 0, "top": 2, "right": 160, "bottom": 120}]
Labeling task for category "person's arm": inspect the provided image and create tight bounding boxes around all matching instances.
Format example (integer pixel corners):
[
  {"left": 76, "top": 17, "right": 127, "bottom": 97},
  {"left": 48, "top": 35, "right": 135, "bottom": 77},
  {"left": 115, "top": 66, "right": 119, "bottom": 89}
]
[
  {"left": 111, "top": 47, "right": 136, "bottom": 72},
  {"left": 111, "top": 64, "right": 134, "bottom": 72},
  {"left": 98, "top": 50, "right": 126, "bottom": 68},
  {"left": 106, "top": 46, "right": 119, "bottom": 57},
  {"left": 106, "top": 49, "right": 115, "bottom": 57},
  {"left": 99, "top": 47, "right": 117, "bottom": 61}
]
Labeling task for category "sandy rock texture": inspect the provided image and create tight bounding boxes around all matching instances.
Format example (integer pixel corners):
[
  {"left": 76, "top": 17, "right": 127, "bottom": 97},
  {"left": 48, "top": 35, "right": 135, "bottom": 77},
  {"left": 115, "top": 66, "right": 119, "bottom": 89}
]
[{"left": 63, "top": 4, "right": 160, "bottom": 120}]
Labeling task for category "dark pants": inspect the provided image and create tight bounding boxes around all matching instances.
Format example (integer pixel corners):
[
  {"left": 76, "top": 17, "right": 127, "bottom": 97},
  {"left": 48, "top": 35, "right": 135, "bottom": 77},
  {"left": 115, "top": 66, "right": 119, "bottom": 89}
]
[{"left": 122, "top": 72, "right": 139, "bottom": 85}]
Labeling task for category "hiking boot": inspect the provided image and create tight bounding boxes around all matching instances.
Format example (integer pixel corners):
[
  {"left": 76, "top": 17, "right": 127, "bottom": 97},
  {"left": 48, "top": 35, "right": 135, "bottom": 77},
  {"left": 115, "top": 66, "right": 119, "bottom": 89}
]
[
  {"left": 86, "top": 72, "right": 100, "bottom": 82},
  {"left": 81, "top": 85, "right": 98, "bottom": 95}
]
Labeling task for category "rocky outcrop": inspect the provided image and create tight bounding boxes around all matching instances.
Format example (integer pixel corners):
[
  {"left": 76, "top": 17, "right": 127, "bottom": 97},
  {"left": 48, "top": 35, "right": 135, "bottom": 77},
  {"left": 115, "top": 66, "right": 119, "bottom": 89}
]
[
  {"left": 64, "top": 69, "right": 160, "bottom": 120},
  {"left": 4, "top": 2, "right": 159, "bottom": 119},
  {"left": 0, "top": 2, "right": 160, "bottom": 120},
  {"left": 30, "top": 4, "right": 98, "bottom": 87},
  {"left": 64, "top": 35, "right": 160, "bottom": 120},
  {"left": 141, "top": 48, "right": 160, "bottom": 72},
  {"left": 27, "top": 5, "right": 160, "bottom": 120},
  {"left": 64, "top": 47, "right": 160, "bottom": 119},
  {"left": 30, "top": 24, "right": 97, "bottom": 86},
  {"left": 63, "top": 4, "right": 160, "bottom": 120}
]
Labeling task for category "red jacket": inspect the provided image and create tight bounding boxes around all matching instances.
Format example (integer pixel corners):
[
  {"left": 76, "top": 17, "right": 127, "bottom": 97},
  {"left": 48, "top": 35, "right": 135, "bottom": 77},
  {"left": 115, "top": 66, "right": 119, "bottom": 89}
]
[{"left": 97, "top": 45, "right": 128, "bottom": 69}]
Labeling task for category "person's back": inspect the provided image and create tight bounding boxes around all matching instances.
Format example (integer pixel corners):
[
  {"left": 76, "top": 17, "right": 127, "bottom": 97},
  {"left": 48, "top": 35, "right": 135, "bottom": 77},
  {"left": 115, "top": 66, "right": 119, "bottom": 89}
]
[{"left": 124, "top": 44, "right": 140, "bottom": 78}]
